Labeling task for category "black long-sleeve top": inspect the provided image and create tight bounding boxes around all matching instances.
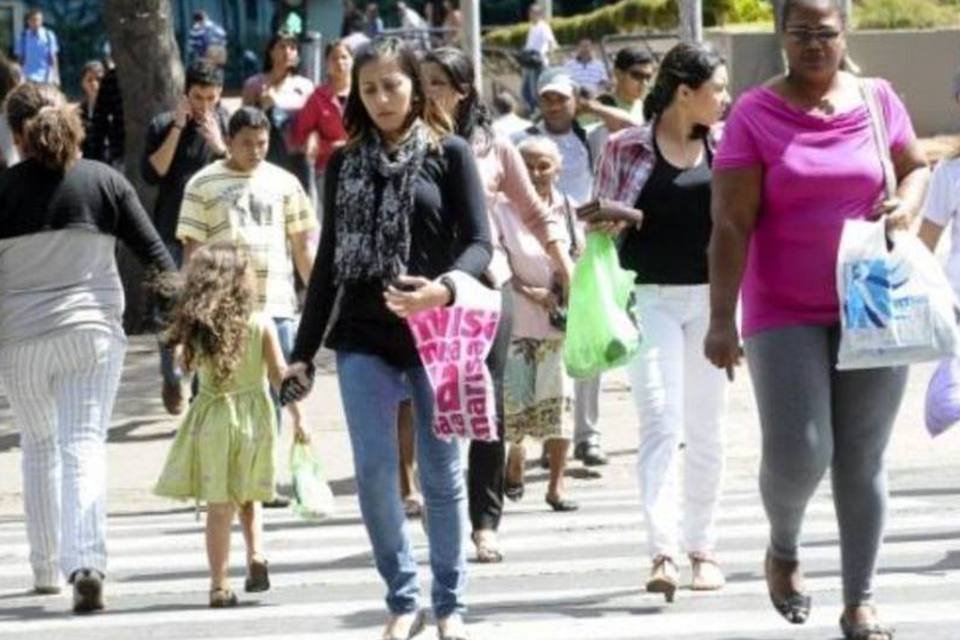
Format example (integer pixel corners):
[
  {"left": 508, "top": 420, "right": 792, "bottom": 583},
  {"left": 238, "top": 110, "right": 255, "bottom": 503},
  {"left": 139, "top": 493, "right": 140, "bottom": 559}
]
[{"left": 291, "top": 135, "right": 492, "bottom": 369}]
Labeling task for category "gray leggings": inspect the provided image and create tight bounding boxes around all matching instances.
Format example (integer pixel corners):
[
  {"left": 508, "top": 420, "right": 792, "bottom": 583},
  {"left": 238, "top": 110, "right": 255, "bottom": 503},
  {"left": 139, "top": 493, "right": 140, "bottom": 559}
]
[{"left": 745, "top": 325, "right": 907, "bottom": 606}]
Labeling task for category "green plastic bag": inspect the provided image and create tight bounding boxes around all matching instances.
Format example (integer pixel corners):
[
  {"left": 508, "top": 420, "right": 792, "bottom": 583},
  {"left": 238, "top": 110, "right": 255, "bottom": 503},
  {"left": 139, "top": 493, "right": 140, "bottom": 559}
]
[
  {"left": 563, "top": 232, "right": 642, "bottom": 378},
  {"left": 290, "top": 442, "right": 335, "bottom": 520}
]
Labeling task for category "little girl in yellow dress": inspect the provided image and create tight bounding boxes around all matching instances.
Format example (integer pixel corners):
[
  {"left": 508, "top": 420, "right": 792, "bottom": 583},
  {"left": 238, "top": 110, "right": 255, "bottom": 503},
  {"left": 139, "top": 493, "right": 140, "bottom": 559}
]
[{"left": 154, "top": 243, "right": 305, "bottom": 608}]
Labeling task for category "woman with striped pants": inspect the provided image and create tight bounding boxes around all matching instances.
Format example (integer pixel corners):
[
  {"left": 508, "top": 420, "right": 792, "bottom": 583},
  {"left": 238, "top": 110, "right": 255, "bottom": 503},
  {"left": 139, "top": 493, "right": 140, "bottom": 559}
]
[{"left": 0, "top": 83, "right": 175, "bottom": 613}]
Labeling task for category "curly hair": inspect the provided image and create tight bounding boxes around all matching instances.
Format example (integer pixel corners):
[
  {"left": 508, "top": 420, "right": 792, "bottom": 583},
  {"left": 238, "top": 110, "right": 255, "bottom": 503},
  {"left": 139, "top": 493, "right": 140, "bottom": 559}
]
[{"left": 164, "top": 243, "right": 256, "bottom": 386}]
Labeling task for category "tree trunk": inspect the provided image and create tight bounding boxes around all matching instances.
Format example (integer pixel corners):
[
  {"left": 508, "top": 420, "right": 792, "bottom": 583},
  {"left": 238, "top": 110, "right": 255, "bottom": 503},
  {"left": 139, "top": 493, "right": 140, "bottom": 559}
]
[{"left": 103, "top": 0, "right": 184, "bottom": 334}]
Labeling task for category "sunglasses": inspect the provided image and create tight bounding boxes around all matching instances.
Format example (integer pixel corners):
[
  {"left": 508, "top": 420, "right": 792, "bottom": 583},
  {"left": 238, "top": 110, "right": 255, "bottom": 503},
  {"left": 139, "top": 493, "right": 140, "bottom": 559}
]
[{"left": 785, "top": 28, "right": 842, "bottom": 45}]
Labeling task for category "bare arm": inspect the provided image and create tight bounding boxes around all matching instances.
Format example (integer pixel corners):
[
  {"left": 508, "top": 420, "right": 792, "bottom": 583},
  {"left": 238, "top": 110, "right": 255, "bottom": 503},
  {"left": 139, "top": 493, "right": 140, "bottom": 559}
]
[
  {"left": 886, "top": 139, "right": 930, "bottom": 229},
  {"left": 182, "top": 238, "right": 201, "bottom": 268},
  {"left": 290, "top": 229, "right": 317, "bottom": 284},
  {"left": 918, "top": 219, "right": 946, "bottom": 252},
  {"left": 581, "top": 99, "right": 640, "bottom": 134},
  {"left": 262, "top": 320, "right": 304, "bottom": 433},
  {"left": 704, "top": 166, "right": 763, "bottom": 374},
  {"left": 148, "top": 127, "right": 184, "bottom": 178}
]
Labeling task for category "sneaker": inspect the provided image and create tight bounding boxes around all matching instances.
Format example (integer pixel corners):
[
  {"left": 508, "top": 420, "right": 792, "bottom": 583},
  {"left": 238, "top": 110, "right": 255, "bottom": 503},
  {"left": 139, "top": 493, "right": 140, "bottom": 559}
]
[
  {"left": 161, "top": 379, "right": 184, "bottom": 415},
  {"left": 574, "top": 442, "right": 608, "bottom": 467},
  {"left": 70, "top": 569, "right": 104, "bottom": 614}
]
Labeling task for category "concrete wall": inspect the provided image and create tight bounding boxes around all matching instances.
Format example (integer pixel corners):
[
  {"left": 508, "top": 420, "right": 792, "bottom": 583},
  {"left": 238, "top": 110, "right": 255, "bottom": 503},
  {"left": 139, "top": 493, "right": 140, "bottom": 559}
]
[{"left": 709, "top": 29, "right": 960, "bottom": 137}]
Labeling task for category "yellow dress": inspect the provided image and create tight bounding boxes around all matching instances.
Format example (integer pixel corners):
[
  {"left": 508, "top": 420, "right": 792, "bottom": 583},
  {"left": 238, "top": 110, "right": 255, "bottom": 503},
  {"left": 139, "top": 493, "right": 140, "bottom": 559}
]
[{"left": 155, "top": 314, "right": 276, "bottom": 504}]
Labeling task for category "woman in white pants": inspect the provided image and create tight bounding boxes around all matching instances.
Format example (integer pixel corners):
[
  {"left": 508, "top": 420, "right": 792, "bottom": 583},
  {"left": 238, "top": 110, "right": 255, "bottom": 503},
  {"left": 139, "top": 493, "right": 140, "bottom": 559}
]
[
  {"left": 0, "top": 83, "right": 175, "bottom": 612},
  {"left": 592, "top": 43, "right": 730, "bottom": 602}
]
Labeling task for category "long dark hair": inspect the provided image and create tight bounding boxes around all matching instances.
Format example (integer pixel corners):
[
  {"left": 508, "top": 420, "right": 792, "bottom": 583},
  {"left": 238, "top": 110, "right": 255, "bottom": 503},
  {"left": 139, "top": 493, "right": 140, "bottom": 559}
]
[
  {"left": 643, "top": 42, "right": 725, "bottom": 139},
  {"left": 262, "top": 31, "right": 300, "bottom": 75},
  {"left": 421, "top": 47, "right": 493, "bottom": 151},
  {"left": 343, "top": 38, "right": 450, "bottom": 147}
]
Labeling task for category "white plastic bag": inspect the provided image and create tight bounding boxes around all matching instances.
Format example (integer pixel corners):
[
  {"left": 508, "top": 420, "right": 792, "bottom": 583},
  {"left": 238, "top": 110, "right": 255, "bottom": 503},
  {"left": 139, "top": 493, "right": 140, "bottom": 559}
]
[
  {"left": 837, "top": 219, "right": 960, "bottom": 370},
  {"left": 290, "top": 443, "right": 336, "bottom": 520}
]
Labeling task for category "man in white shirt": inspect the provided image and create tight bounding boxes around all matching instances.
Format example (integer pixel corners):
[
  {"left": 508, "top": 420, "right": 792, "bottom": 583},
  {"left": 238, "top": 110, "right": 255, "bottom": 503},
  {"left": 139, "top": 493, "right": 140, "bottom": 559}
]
[
  {"left": 511, "top": 69, "right": 607, "bottom": 467},
  {"left": 564, "top": 39, "right": 609, "bottom": 95},
  {"left": 520, "top": 4, "right": 557, "bottom": 112},
  {"left": 491, "top": 91, "right": 532, "bottom": 139}
]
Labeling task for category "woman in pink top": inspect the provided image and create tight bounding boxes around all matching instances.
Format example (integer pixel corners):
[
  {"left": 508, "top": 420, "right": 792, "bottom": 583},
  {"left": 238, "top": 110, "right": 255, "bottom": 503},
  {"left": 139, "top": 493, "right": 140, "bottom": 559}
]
[
  {"left": 421, "top": 47, "right": 575, "bottom": 564},
  {"left": 705, "top": 1, "right": 928, "bottom": 638}
]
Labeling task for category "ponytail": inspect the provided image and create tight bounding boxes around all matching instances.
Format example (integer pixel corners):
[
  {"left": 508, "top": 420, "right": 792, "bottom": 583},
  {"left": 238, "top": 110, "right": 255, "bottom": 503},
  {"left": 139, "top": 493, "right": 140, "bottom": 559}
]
[
  {"left": 641, "top": 43, "right": 725, "bottom": 138},
  {"left": 5, "top": 83, "right": 83, "bottom": 171}
]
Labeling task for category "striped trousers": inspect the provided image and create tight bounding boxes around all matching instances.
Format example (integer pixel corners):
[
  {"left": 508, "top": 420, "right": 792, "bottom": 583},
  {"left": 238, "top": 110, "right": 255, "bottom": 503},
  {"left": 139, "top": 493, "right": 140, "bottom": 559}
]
[{"left": 0, "top": 329, "right": 125, "bottom": 587}]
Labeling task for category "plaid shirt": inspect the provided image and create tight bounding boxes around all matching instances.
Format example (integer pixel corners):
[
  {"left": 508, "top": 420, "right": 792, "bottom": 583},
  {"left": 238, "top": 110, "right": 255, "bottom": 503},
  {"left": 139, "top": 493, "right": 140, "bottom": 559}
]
[{"left": 594, "top": 122, "right": 722, "bottom": 206}]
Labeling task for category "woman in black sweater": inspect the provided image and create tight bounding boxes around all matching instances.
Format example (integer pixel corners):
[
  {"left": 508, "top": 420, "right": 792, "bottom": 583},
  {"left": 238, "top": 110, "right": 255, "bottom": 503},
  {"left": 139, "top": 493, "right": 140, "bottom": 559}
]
[{"left": 282, "top": 39, "right": 490, "bottom": 640}]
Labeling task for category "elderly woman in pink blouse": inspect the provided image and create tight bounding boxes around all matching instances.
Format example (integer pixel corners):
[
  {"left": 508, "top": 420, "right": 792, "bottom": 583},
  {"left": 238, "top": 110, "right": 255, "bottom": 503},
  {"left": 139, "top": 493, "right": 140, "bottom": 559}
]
[
  {"left": 705, "top": 1, "right": 928, "bottom": 638},
  {"left": 421, "top": 47, "right": 575, "bottom": 564}
]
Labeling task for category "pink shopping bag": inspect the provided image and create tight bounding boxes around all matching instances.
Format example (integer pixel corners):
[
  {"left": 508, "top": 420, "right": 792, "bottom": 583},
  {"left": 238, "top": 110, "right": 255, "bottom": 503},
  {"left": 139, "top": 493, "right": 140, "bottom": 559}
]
[{"left": 406, "top": 272, "right": 502, "bottom": 442}]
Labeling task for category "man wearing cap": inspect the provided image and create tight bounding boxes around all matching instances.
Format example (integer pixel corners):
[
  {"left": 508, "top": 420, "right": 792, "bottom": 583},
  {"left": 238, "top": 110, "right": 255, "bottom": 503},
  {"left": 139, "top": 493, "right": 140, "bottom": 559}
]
[{"left": 512, "top": 68, "right": 608, "bottom": 468}]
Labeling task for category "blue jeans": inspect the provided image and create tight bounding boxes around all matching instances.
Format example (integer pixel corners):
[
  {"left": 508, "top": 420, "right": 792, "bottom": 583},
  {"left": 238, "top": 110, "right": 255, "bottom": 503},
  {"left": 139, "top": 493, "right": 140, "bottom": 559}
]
[
  {"left": 337, "top": 351, "right": 467, "bottom": 618},
  {"left": 270, "top": 316, "right": 297, "bottom": 431}
]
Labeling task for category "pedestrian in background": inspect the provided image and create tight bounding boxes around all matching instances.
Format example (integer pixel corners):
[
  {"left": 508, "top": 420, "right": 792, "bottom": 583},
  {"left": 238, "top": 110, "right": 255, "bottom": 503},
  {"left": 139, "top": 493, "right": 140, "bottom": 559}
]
[
  {"left": 16, "top": 8, "right": 58, "bottom": 84},
  {"left": 706, "top": 0, "right": 929, "bottom": 637},
  {"left": 177, "top": 106, "right": 317, "bottom": 509},
  {"left": 520, "top": 4, "right": 557, "bottom": 112},
  {"left": 918, "top": 69, "right": 960, "bottom": 274},
  {"left": 78, "top": 60, "right": 104, "bottom": 160},
  {"left": 563, "top": 39, "right": 609, "bottom": 95},
  {"left": 142, "top": 60, "right": 229, "bottom": 415},
  {"left": 243, "top": 30, "right": 315, "bottom": 192},
  {"left": 500, "top": 135, "right": 580, "bottom": 515},
  {"left": 292, "top": 39, "right": 352, "bottom": 219},
  {"left": 594, "top": 42, "right": 731, "bottom": 602},
  {"left": 282, "top": 38, "right": 490, "bottom": 640},
  {"left": 0, "top": 83, "right": 175, "bottom": 613},
  {"left": 188, "top": 10, "right": 228, "bottom": 67},
  {"left": 421, "top": 47, "right": 574, "bottom": 563},
  {"left": 154, "top": 243, "right": 306, "bottom": 608}
]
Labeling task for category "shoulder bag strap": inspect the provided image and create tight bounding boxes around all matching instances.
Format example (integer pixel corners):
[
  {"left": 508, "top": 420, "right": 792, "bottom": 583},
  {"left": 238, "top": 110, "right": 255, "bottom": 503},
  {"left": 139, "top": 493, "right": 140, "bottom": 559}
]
[{"left": 859, "top": 77, "right": 898, "bottom": 201}]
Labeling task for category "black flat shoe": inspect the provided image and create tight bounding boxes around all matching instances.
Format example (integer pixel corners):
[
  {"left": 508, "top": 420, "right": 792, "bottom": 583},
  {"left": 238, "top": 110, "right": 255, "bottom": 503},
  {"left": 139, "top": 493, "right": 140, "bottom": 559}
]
[
  {"left": 70, "top": 569, "right": 104, "bottom": 614},
  {"left": 574, "top": 442, "right": 608, "bottom": 467},
  {"left": 209, "top": 587, "right": 239, "bottom": 608},
  {"left": 545, "top": 496, "right": 579, "bottom": 512},
  {"left": 765, "top": 551, "right": 810, "bottom": 625}
]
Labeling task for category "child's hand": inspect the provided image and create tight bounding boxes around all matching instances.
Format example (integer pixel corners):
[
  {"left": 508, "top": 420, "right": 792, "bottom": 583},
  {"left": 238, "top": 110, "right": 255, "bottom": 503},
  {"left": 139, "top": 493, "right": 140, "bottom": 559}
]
[
  {"left": 293, "top": 422, "right": 311, "bottom": 445},
  {"left": 522, "top": 286, "right": 558, "bottom": 312}
]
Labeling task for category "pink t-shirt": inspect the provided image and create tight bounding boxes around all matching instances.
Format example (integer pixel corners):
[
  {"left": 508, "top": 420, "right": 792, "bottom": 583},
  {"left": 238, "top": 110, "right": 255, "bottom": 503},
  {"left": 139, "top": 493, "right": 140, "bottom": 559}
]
[{"left": 714, "top": 80, "right": 915, "bottom": 337}]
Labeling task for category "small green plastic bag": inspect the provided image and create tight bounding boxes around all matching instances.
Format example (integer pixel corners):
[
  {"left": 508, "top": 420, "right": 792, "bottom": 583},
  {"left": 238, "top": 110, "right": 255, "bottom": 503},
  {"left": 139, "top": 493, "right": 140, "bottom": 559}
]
[
  {"left": 563, "top": 232, "right": 642, "bottom": 378},
  {"left": 290, "top": 442, "right": 335, "bottom": 520}
]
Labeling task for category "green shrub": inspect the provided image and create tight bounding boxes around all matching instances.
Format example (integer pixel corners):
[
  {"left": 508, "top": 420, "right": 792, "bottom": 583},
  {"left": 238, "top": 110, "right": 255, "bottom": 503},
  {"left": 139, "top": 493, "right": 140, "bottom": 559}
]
[
  {"left": 855, "top": 0, "right": 959, "bottom": 29},
  {"left": 482, "top": 0, "right": 773, "bottom": 47}
]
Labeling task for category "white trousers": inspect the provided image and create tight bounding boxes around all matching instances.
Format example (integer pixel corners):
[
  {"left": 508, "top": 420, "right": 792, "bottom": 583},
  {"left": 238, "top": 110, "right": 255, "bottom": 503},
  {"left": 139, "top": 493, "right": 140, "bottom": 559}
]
[
  {"left": 627, "top": 285, "right": 726, "bottom": 558},
  {"left": 0, "top": 330, "right": 125, "bottom": 586}
]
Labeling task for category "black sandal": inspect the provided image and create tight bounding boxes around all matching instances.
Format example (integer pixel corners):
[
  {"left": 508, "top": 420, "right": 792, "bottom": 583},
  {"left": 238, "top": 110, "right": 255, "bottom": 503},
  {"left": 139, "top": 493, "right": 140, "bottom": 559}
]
[
  {"left": 765, "top": 550, "right": 811, "bottom": 624},
  {"left": 840, "top": 611, "right": 894, "bottom": 640},
  {"left": 504, "top": 479, "right": 524, "bottom": 502},
  {"left": 245, "top": 557, "right": 270, "bottom": 593},
  {"left": 545, "top": 495, "right": 579, "bottom": 512},
  {"left": 209, "top": 587, "right": 238, "bottom": 608}
]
